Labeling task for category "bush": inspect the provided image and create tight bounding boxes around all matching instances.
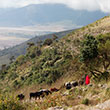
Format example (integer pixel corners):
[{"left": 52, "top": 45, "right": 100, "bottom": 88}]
[
  {"left": 98, "top": 71, "right": 109, "bottom": 81},
  {"left": 0, "top": 95, "right": 26, "bottom": 110},
  {"left": 80, "top": 35, "right": 98, "bottom": 62},
  {"left": 27, "top": 46, "right": 42, "bottom": 58},
  {"left": 63, "top": 52, "right": 72, "bottom": 59},
  {"left": 15, "top": 55, "right": 25, "bottom": 65},
  {"left": 9, "top": 73, "right": 18, "bottom": 80},
  {"left": 81, "top": 98, "right": 89, "bottom": 105},
  {"left": 34, "top": 94, "right": 65, "bottom": 110},
  {"left": 12, "top": 80, "right": 20, "bottom": 88},
  {"left": 43, "top": 38, "right": 53, "bottom": 45},
  {"left": 105, "top": 88, "right": 110, "bottom": 98}
]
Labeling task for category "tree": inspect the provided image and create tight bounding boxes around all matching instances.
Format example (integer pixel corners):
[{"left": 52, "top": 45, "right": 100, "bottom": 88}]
[
  {"left": 80, "top": 34, "right": 98, "bottom": 62},
  {"left": 26, "top": 46, "right": 42, "bottom": 58},
  {"left": 27, "top": 42, "right": 35, "bottom": 48},
  {"left": 43, "top": 38, "right": 53, "bottom": 46},
  {"left": 16, "top": 55, "right": 25, "bottom": 65},
  {"left": 80, "top": 33, "right": 110, "bottom": 81},
  {"left": 26, "top": 42, "right": 36, "bottom": 57},
  {"left": 80, "top": 35, "right": 99, "bottom": 78},
  {"left": 97, "top": 34, "right": 110, "bottom": 71},
  {"left": 52, "top": 34, "right": 58, "bottom": 41}
]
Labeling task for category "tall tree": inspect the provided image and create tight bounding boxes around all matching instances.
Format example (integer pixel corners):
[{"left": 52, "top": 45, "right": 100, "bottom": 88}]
[
  {"left": 80, "top": 34, "right": 110, "bottom": 80},
  {"left": 52, "top": 34, "right": 58, "bottom": 41}
]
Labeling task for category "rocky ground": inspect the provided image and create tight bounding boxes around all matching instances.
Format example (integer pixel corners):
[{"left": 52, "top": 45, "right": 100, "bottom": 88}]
[
  {"left": 48, "top": 100, "right": 110, "bottom": 110},
  {"left": 47, "top": 83, "right": 110, "bottom": 110}
]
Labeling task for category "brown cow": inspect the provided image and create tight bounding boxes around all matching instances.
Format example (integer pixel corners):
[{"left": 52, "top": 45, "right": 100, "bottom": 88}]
[{"left": 50, "top": 88, "right": 59, "bottom": 92}]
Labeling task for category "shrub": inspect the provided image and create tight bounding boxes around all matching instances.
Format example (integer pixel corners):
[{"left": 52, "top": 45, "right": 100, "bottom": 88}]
[
  {"left": 81, "top": 98, "right": 89, "bottom": 105},
  {"left": 105, "top": 88, "right": 110, "bottom": 99},
  {"left": 66, "top": 39, "right": 71, "bottom": 43},
  {"left": 34, "top": 94, "right": 65, "bottom": 110},
  {"left": 15, "top": 55, "right": 25, "bottom": 65},
  {"left": 43, "top": 38, "right": 53, "bottom": 45},
  {"left": 26, "top": 46, "right": 42, "bottom": 58},
  {"left": 12, "top": 80, "right": 20, "bottom": 88},
  {"left": 63, "top": 52, "right": 72, "bottom": 59},
  {"left": 0, "top": 95, "right": 26, "bottom": 110},
  {"left": 80, "top": 35, "right": 98, "bottom": 62},
  {"left": 8, "top": 73, "right": 18, "bottom": 80}
]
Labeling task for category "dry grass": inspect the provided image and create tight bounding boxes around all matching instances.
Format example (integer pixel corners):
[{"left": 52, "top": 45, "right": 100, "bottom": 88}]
[{"left": 1, "top": 16, "right": 110, "bottom": 110}]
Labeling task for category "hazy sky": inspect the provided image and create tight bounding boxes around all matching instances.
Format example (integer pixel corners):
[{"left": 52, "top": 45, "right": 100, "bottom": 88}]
[{"left": 0, "top": 0, "right": 110, "bottom": 13}]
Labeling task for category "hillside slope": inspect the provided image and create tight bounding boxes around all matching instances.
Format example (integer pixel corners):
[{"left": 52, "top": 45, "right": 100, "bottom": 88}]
[
  {"left": 0, "top": 16, "right": 110, "bottom": 89},
  {"left": 0, "top": 16, "right": 110, "bottom": 110},
  {"left": 0, "top": 29, "right": 73, "bottom": 67}
]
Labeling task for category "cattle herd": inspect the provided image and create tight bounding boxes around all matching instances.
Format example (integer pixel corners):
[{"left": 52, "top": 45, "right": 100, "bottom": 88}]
[
  {"left": 17, "top": 80, "right": 84, "bottom": 100},
  {"left": 65, "top": 80, "right": 84, "bottom": 90},
  {"left": 30, "top": 89, "right": 52, "bottom": 100},
  {"left": 16, "top": 87, "right": 59, "bottom": 100}
]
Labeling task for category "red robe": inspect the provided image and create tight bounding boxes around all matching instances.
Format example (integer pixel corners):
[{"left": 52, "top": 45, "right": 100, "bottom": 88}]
[{"left": 85, "top": 75, "right": 90, "bottom": 85}]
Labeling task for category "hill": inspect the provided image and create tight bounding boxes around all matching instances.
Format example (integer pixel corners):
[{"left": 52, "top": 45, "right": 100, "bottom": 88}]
[
  {"left": 0, "top": 16, "right": 110, "bottom": 110},
  {"left": 0, "top": 29, "right": 73, "bottom": 67},
  {"left": 0, "top": 4, "right": 106, "bottom": 27},
  {"left": 1, "top": 16, "right": 110, "bottom": 88}
]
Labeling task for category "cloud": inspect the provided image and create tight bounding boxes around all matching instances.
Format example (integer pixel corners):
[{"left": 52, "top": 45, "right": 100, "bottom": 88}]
[{"left": 0, "top": 0, "right": 110, "bottom": 13}]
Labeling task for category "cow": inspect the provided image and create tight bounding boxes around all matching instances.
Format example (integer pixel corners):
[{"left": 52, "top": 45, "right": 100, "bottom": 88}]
[
  {"left": 30, "top": 89, "right": 51, "bottom": 100},
  {"left": 40, "top": 89, "right": 52, "bottom": 97},
  {"left": 71, "top": 81, "right": 78, "bottom": 87},
  {"left": 78, "top": 80, "right": 84, "bottom": 86},
  {"left": 50, "top": 88, "right": 59, "bottom": 92},
  {"left": 17, "top": 94, "right": 25, "bottom": 100},
  {"left": 30, "top": 91, "right": 43, "bottom": 100},
  {"left": 65, "top": 82, "right": 72, "bottom": 90}
]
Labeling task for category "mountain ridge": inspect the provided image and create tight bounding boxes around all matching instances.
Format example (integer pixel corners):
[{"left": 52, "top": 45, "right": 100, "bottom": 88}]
[{"left": 0, "top": 4, "right": 107, "bottom": 27}]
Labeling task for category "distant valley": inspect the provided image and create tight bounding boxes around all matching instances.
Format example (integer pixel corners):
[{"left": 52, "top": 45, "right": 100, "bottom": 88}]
[{"left": 0, "top": 23, "right": 71, "bottom": 50}]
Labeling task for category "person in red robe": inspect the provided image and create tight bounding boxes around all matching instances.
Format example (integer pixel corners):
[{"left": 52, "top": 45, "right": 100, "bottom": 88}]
[{"left": 85, "top": 75, "right": 90, "bottom": 85}]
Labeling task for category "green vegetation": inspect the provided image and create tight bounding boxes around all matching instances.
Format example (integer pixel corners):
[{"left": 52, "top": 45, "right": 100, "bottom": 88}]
[
  {"left": 80, "top": 34, "right": 98, "bottom": 62},
  {"left": 0, "top": 30, "right": 73, "bottom": 68},
  {"left": 43, "top": 38, "right": 53, "bottom": 46},
  {"left": 81, "top": 98, "right": 89, "bottom": 105},
  {"left": 0, "top": 95, "right": 26, "bottom": 110},
  {"left": 0, "top": 37, "right": 73, "bottom": 91},
  {"left": 0, "top": 16, "right": 110, "bottom": 110},
  {"left": 1, "top": 22, "right": 110, "bottom": 92},
  {"left": 80, "top": 33, "right": 110, "bottom": 81}
]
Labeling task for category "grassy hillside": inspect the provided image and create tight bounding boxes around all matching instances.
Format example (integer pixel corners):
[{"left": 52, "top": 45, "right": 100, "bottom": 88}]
[
  {"left": 0, "top": 16, "right": 110, "bottom": 110},
  {"left": 0, "top": 29, "right": 73, "bottom": 68},
  {"left": 0, "top": 16, "right": 110, "bottom": 90}
]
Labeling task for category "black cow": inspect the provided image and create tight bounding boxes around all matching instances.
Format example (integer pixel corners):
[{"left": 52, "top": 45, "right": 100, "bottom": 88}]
[
  {"left": 30, "top": 89, "right": 52, "bottom": 100},
  {"left": 65, "top": 82, "right": 72, "bottom": 90},
  {"left": 71, "top": 81, "right": 78, "bottom": 87},
  {"left": 40, "top": 89, "right": 51, "bottom": 97},
  {"left": 78, "top": 80, "right": 84, "bottom": 86},
  {"left": 44, "top": 90, "right": 52, "bottom": 95},
  {"left": 30, "top": 91, "right": 43, "bottom": 100},
  {"left": 17, "top": 94, "right": 25, "bottom": 100}
]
